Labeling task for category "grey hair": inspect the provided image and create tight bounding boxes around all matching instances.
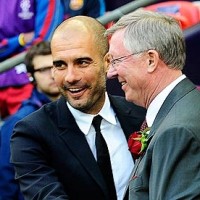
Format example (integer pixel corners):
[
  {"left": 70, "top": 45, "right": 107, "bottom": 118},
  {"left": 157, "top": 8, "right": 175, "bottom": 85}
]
[{"left": 105, "top": 9, "right": 186, "bottom": 70}]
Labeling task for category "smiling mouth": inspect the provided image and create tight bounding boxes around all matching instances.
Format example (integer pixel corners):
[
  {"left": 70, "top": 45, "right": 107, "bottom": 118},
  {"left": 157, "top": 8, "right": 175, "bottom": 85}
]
[
  {"left": 120, "top": 81, "right": 126, "bottom": 86},
  {"left": 66, "top": 87, "right": 88, "bottom": 98},
  {"left": 68, "top": 88, "right": 85, "bottom": 93}
]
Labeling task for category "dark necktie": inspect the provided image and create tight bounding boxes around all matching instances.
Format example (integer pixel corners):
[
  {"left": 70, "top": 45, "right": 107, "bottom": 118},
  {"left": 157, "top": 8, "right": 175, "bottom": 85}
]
[{"left": 92, "top": 115, "right": 117, "bottom": 200}]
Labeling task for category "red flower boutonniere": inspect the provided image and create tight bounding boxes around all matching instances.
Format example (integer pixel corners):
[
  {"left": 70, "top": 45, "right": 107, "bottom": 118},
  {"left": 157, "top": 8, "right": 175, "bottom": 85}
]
[{"left": 128, "top": 127, "right": 150, "bottom": 160}]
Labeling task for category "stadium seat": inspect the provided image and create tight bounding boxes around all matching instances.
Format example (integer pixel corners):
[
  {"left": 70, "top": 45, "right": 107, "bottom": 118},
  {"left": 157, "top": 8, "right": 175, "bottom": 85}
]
[{"left": 145, "top": 1, "right": 200, "bottom": 29}]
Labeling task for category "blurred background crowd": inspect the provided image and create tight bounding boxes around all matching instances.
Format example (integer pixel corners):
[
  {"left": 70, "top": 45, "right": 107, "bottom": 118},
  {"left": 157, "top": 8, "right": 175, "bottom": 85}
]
[{"left": 0, "top": 0, "right": 200, "bottom": 123}]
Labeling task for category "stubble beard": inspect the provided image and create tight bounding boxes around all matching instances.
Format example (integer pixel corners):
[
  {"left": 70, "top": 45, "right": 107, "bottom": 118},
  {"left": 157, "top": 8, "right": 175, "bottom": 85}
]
[{"left": 59, "top": 86, "right": 105, "bottom": 114}]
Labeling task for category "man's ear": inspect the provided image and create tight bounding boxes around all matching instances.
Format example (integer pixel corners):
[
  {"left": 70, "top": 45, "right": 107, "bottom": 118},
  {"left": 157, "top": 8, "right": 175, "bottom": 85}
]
[
  {"left": 104, "top": 53, "right": 111, "bottom": 73},
  {"left": 147, "top": 50, "right": 159, "bottom": 73}
]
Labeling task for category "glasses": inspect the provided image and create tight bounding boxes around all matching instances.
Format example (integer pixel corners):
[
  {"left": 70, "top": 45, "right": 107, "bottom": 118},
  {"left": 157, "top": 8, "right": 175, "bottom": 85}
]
[
  {"left": 33, "top": 66, "right": 53, "bottom": 74},
  {"left": 110, "top": 51, "right": 146, "bottom": 69}
]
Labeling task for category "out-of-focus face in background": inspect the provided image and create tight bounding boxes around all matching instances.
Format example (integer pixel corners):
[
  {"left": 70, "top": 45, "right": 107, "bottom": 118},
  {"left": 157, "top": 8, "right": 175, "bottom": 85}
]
[{"left": 33, "top": 54, "right": 60, "bottom": 98}]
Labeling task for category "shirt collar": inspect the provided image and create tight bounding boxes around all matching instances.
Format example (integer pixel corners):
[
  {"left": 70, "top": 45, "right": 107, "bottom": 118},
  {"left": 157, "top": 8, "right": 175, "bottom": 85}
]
[
  {"left": 67, "top": 92, "right": 116, "bottom": 135},
  {"left": 146, "top": 74, "right": 186, "bottom": 127}
]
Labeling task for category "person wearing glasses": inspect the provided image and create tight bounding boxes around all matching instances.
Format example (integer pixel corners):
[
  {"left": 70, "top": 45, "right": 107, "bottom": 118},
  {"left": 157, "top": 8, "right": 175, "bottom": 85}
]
[
  {"left": 0, "top": 41, "right": 60, "bottom": 200},
  {"left": 105, "top": 9, "right": 200, "bottom": 200},
  {"left": 10, "top": 16, "right": 146, "bottom": 200},
  {"left": 0, "top": 0, "right": 64, "bottom": 120}
]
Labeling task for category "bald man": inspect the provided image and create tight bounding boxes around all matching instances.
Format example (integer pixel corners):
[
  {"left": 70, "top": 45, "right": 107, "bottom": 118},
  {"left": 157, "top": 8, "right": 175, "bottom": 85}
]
[{"left": 10, "top": 16, "right": 146, "bottom": 200}]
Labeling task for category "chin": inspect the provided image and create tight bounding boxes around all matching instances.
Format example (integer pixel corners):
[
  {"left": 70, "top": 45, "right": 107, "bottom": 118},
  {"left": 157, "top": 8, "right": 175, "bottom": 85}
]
[
  {"left": 126, "top": 95, "right": 138, "bottom": 105},
  {"left": 68, "top": 98, "right": 87, "bottom": 109},
  {"left": 125, "top": 97, "right": 132, "bottom": 103}
]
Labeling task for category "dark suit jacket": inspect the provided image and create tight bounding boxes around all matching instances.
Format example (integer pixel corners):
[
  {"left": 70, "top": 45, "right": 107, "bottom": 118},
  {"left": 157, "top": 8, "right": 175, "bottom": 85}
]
[
  {"left": 129, "top": 78, "right": 200, "bottom": 200},
  {"left": 10, "top": 95, "right": 146, "bottom": 200}
]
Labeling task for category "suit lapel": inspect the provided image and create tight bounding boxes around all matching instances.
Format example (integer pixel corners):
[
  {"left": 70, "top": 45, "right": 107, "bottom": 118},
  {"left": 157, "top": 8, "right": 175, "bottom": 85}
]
[
  {"left": 54, "top": 95, "right": 146, "bottom": 196},
  {"left": 54, "top": 96, "right": 109, "bottom": 196},
  {"left": 109, "top": 95, "right": 145, "bottom": 140},
  {"left": 60, "top": 127, "right": 108, "bottom": 193},
  {"left": 148, "top": 78, "right": 196, "bottom": 139},
  {"left": 131, "top": 78, "right": 196, "bottom": 176}
]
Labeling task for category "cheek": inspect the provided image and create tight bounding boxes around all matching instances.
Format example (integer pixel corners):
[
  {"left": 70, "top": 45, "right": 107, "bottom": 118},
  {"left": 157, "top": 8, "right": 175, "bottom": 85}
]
[
  {"left": 35, "top": 75, "right": 48, "bottom": 84},
  {"left": 87, "top": 72, "right": 100, "bottom": 86},
  {"left": 117, "top": 66, "right": 132, "bottom": 79},
  {"left": 53, "top": 71, "right": 65, "bottom": 85},
  {"left": 121, "top": 67, "right": 141, "bottom": 89}
]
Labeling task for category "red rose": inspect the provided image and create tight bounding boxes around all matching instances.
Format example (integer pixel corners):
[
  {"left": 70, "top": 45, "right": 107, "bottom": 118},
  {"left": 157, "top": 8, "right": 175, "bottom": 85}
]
[
  {"left": 128, "top": 132, "right": 143, "bottom": 160},
  {"left": 128, "top": 127, "right": 150, "bottom": 160}
]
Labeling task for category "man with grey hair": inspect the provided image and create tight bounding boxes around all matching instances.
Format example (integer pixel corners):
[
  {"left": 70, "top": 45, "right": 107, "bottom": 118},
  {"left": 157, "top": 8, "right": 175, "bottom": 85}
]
[{"left": 106, "top": 9, "right": 200, "bottom": 200}]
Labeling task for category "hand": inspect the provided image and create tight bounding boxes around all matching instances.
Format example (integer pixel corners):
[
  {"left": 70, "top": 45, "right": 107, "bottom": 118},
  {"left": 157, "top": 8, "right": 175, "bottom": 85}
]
[{"left": 23, "top": 32, "right": 34, "bottom": 44}]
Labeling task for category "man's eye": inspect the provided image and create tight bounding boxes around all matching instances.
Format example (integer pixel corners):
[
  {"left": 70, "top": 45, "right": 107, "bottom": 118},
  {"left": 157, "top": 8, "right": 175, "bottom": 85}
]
[
  {"left": 34, "top": 66, "right": 52, "bottom": 73},
  {"left": 112, "top": 60, "right": 117, "bottom": 65},
  {"left": 53, "top": 62, "right": 67, "bottom": 70},
  {"left": 77, "top": 60, "right": 91, "bottom": 67},
  {"left": 112, "top": 59, "right": 119, "bottom": 65},
  {"left": 55, "top": 65, "right": 63, "bottom": 68}
]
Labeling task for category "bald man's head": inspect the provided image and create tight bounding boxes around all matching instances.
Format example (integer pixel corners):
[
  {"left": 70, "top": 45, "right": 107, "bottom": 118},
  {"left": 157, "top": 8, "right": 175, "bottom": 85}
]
[{"left": 51, "top": 16, "right": 109, "bottom": 58}]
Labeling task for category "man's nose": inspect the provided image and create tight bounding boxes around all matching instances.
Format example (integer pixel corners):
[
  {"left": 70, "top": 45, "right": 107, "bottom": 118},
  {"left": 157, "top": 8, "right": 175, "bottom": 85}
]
[{"left": 107, "top": 66, "right": 118, "bottom": 79}]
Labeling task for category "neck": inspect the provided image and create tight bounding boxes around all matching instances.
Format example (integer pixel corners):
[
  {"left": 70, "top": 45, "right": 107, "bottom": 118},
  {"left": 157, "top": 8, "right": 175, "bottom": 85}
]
[{"left": 145, "top": 69, "right": 182, "bottom": 108}]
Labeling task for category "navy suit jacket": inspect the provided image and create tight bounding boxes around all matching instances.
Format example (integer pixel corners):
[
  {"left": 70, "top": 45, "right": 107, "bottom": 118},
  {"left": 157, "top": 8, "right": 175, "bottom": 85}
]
[
  {"left": 11, "top": 95, "right": 146, "bottom": 200},
  {"left": 0, "top": 89, "right": 51, "bottom": 200},
  {"left": 129, "top": 78, "right": 200, "bottom": 200}
]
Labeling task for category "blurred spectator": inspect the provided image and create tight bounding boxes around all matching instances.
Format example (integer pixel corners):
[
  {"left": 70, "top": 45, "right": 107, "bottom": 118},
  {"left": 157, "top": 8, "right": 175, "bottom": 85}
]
[
  {"left": 63, "top": 0, "right": 106, "bottom": 19},
  {"left": 0, "top": 41, "right": 60, "bottom": 200},
  {"left": 145, "top": 1, "right": 200, "bottom": 30},
  {"left": 0, "top": 0, "right": 64, "bottom": 120}
]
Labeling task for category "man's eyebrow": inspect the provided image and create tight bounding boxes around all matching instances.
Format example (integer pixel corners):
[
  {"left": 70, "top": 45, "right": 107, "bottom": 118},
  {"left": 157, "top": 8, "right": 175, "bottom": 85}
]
[
  {"left": 53, "top": 57, "right": 93, "bottom": 66},
  {"left": 53, "top": 60, "right": 66, "bottom": 66},
  {"left": 75, "top": 57, "right": 93, "bottom": 61}
]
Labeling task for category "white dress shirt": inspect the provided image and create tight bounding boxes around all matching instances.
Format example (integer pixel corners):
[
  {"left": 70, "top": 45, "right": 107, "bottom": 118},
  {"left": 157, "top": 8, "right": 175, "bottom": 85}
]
[
  {"left": 146, "top": 75, "right": 186, "bottom": 127},
  {"left": 67, "top": 93, "right": 134, "bottom": 200}
]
